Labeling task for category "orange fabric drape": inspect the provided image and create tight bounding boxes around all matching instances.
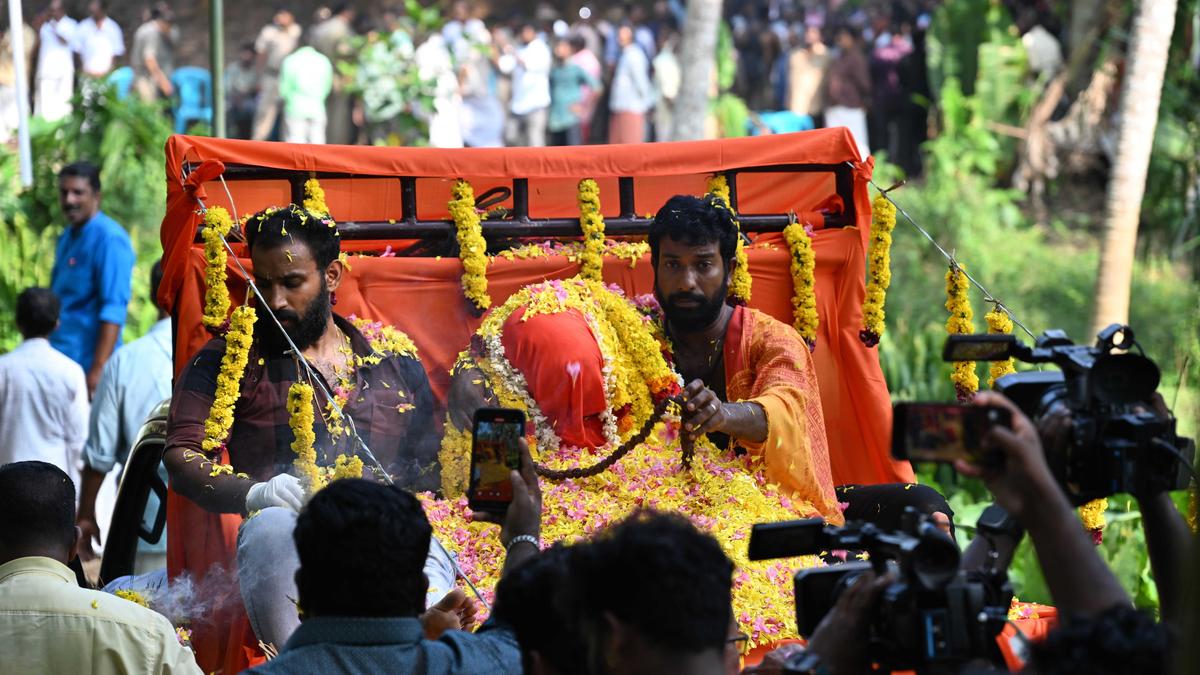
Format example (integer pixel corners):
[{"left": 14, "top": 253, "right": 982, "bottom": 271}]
[{"left": 158, "top": 132, "right": 912, "bottom": 672}]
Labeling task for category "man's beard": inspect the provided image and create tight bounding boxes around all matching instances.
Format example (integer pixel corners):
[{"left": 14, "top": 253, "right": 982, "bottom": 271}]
[
  {"left": 655, "top": 277, "right": 729, "bottom": 333},
  {"left": 256, "top": 284, "right": 332, "bottom": 356}
]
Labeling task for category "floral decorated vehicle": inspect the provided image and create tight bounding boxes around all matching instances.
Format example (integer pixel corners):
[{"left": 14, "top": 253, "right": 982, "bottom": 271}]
[{"left": 104, "top": 129, "right": 928, "bottom": 672}]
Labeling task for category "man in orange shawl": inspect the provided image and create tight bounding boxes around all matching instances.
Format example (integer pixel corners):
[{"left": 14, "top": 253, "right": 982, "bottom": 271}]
[
  {"left": 648, "top": 194, "right": 843, "bottom": 522},
  {"left": 650, "top": 194, "right": 950, "bottom": 530}
]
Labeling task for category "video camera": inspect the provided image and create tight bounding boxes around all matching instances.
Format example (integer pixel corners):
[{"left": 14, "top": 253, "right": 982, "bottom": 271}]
[
  {"left": 748, "top": 510, "right": 1012, "bottom": 673},
  {"left": 943, "top": 324, "right": 1195, "bottom": 504}
]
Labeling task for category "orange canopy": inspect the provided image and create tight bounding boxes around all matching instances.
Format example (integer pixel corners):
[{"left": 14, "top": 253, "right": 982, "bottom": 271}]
[{"left": 158, "top": 131, "right": 913, "bottom": 672}]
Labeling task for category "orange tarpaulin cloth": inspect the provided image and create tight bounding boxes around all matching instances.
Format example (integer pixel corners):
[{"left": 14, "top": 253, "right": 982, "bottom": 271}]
[{"left": 158, "top": 132, "right": 913, "bottom": 672}]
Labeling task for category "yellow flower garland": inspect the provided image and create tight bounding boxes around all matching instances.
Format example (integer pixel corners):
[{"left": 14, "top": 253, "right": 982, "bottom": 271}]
[
  {"left": 985, "top": 305, "right": 1017, "bottom": 388},
  {"left": 577, "top": 178, "right": 606, "bottom": 282},
  {"left": 202, "top": 305, "right": 256, "bottom": 453},
  {"left": 1079, "top": 498, "right": 1107, "bottom": 542},
  {"left": 333, "top": 453, "right": 364, "bottom": 481},
  {"left": 706, "top": 174, "right": 752, "bottom": 304},
  {"left": 288, "top": 382, "right": 321, "bottom": 495},
  {"left": 782, "top": 217, "right": 819, "bottom": 348},
  {"left": 201, "top": 207, "right": 234, "bottom": 332},
  {"left": 945, "top": 264, "right": 978, "bottom": 402},
  {"left": 114, "top": 589, "right": 150, "bottom": 607},
  {"left": 861, "top": 195, "right": 896, "bottom": 347},
  {"left": 302, "top": 177, "right": 330, "bottom": 217},
  {"left": 449, "top": 179, "right": 490, "bottom": 313}
]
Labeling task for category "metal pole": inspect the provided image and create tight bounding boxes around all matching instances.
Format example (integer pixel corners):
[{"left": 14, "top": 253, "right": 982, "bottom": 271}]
[
  {"left": 210, "top": 0, "right": 226, "bottom": 137},
  {"left": 8, "top": 0, "right": 34, "bottom": 186}
]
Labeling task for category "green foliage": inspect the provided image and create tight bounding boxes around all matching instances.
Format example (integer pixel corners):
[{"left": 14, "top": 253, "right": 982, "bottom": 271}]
[
  {"left": 1139, "top": 0, "right": 1200, "bottom": 271},
  {"left": 0, "top": 87, "right": 172, "bottom": 354},
  {"left": 336, "top": 1, "right": 444, "bottom": 146},
  {"left": 0, "top": 212, "right": 59, "bottom": 352},
  {"left": 927, "top": 0, "right": 990, "bottom": 98},
  {"left": 879, "top": 7, "right": 1200, "bottom": 610}
]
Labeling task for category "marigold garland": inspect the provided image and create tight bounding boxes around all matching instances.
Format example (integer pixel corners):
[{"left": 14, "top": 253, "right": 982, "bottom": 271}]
[
  {"left": 302, "top": 177, "right": 330, "bottom": 217},
  {"left": 202, "top": 305, "right": 256, "bottom": 454},
  {"left": 200, "top": 207, "right": 234, "bottom": 333},
  {"left": 706, "top": 174, "right": 752, "bottom": 304},
  {"left": 945, "top": 264, "right": 978, "bottom": 402},
  {"left": 1079, "top": 498, "right": 1107, "bottom": 544},
  {"left": 332, "top": 453, "right": 364, "bottom": 481},
  {"left": 985, "top": 305, "right": 1017, "bottom": 388},
  {"left": 288, "top": 382, "right": 321, "bottom": 495},
  {"left": 114, "top": 589, "right": 150, "bottom": 607},
  {"left": 860, "top": 195, "right": 896, "bottom": 347},
  {"left": 449, "top": 179, "right": 490, "bottom": 313},
  {"left": 577, "top": 179, "right": 606, "bottom": 282},
  {"left": 782, "top": 218, "right": 819, "bottom": 348}
]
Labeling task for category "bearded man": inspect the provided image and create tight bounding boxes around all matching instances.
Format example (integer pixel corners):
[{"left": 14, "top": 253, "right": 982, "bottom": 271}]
[
  {"left": 652, "top": 194, "right": 952, "bottom": 532},
  {"left": 163, "top": 205, "right": 454, "bottom": 660}
]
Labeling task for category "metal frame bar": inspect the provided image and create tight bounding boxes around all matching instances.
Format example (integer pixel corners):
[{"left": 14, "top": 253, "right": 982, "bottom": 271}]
[{"left": 187, "top": 161, "right": 859, "bottom": 243}]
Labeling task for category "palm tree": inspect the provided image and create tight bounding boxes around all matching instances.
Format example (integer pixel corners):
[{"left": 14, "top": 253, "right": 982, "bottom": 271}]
[
  {"left": 670, "top": 0, "right": 723, "bottom": 142},
  {"left": 1091, "top": 0, "right": 1178, "bottom": 334}
]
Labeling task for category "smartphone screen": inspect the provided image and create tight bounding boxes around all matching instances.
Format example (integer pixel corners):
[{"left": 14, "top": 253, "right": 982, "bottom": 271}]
[
  {"left": 892, "top": 403, "right": 1011, "bottom": 463},
  {"left": 468, "top": 408, "right": 525, "bottom": 514}
]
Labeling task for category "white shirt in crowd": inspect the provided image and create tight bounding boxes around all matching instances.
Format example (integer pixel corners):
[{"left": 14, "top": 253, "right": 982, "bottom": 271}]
[
  {"left": 72, "top": 15, "right": 125, "bottom": 77},
  {"left": 37, "top": 17, "right": 78, "bottom": 80},
  {"left": 500, "top": 36, "right": 552, "bottom": 116},
  {"left": 0, "top": 338, "right": 89, "bottom": 484}
]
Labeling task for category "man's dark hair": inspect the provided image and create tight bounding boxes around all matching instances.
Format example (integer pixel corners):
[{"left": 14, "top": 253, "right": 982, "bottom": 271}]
[
  {"left": 293, "top": 479, "right": 432, "bottom": 617},
  {"left": 1030, "top": 605, "right": 1172, "bottom": 674},
  {"left": 493, "top": 544, "right": 587, "bottom": 673},
  {"left": 0, "top": 461, "right": 77, "bottom": 554},
  {"left": 16, "top": 287, "right": 60, "bottom": 339},
  {"left": 58, "top": 161, "right": 101, "bottom": 192},
  {"left": 569, "top": 34, "right": 586, "bottom": 52},
  {"left": 245, "top": 205, "right": 341, "bottom": 270},
  {"left": 648, "top": 194, "right": 740, "bottom": 268},
  {"left": 568, "top": 510, "right": 734, "bottom": 662}
]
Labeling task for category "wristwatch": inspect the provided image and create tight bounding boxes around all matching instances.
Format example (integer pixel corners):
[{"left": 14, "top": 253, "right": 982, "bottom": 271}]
[{"left": 976, "top": 503, "right": 1025, "bottom": 540}]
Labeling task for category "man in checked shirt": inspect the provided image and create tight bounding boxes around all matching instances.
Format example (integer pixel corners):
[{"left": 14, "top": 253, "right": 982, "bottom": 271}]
[{"left": 164, "top": 204, "right": 459, "bottom": 661}]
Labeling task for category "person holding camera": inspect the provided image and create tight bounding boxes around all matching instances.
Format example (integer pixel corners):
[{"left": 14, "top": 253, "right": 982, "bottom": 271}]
[{"left": 748, "top": 389, "right": 1179, "bottom": 674}]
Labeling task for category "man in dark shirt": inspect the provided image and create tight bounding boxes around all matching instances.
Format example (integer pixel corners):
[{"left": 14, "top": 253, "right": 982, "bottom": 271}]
[
  {"left": 165, "top": 204, "right": 439, "bottom": 515},
  {"left": 164, "top": 203, "right": 446, "bottom": 653}
]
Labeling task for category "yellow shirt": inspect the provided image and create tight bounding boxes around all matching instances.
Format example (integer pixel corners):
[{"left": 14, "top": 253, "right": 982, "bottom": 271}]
[{"left": 0, "top": 556, "right": 202, "bottom": 675}]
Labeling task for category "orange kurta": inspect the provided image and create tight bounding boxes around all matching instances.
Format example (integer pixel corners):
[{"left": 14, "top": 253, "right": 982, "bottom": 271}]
[{"left": 725, "top": 306, "right": 844, "bottom": 524}]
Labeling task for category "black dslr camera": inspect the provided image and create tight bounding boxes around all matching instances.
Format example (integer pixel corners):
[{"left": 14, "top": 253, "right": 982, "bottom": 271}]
[
  {"left": 748, "top": 510, "right": 1011, "bottom": 673},
  {"left": 943, "top": 324, "right": 1195, "bottom": 504}
]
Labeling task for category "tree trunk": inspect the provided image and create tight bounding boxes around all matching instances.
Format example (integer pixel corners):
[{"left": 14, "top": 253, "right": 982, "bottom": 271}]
[
  {"left": 1091, "top": 0, "right": 1178, "bottom": 334},
  {"left": 671, "top": 0, "right": 723, "bottom": 142}
]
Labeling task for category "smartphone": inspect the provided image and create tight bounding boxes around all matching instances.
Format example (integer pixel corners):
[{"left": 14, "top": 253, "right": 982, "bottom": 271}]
[
  {"left": 891, "top": 402, "right": 1011, "bottom": 464},
  {"left": 747, "top": 518, "right": 827, "bottom": 561},
  {"left": 468, "top": 408, "right": 526, "bottom": 515}
]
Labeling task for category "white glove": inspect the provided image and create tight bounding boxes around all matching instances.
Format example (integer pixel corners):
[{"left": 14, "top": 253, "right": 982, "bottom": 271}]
[{"left": 246, "top": 474, "right": 305, "bottom": 513}]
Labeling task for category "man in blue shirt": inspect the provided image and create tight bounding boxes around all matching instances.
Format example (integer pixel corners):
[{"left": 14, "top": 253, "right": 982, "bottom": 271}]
[{"left": 50, "top": 161, "right": 135, "bottom": 398}]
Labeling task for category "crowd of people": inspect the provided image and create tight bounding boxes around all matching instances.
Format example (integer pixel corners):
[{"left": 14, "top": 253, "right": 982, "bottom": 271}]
[
  {"left": 0, "top": 154, "right": 1191, "bottom": 674},
  {"left": 1, "top": 0, "right": 1067, "bottom": 173}
]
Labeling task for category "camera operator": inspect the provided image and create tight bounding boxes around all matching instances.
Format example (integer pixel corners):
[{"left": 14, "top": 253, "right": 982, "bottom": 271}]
[
  {"left": 954, "top": 391, "right": 1174, "bottom": 673},
  {"left": 1036, "top": 393, "right": 1194, "bottom": 627}
]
